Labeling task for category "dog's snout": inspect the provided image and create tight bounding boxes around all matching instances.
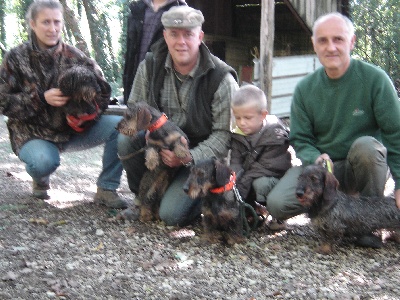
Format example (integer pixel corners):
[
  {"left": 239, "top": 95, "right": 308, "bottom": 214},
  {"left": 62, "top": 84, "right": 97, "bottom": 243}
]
[
  {"left": 182, "top": 181, "right": 189, "bottom": 194},
  {"left": 295, "top": 188, "right": 304, "bottom": 198}
]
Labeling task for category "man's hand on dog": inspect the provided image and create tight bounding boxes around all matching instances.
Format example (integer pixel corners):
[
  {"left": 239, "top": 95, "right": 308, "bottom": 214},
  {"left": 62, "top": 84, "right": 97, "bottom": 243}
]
[
  {"left": 315, "top": 153, "right": 332, "bottom": 166},
  {"left": 44, "top": 88, "right": 70, "bottom": 107},
  {"left": 160, "top": 136, "right": 191, "bottom": 168}
]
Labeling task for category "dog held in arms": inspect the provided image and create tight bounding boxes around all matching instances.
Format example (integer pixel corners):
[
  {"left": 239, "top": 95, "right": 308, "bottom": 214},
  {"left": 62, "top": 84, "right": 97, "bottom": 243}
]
[
  {"left": 296, "top": 165, "right": 400, "bottom": 254},
  {"left": 183, "top": 157, "right": 246, "bottom": 245},
  {"left": 117, "top": 102, "right": 189, "bottom": 222},
  {"left": 58, "top": 65, "right": 102, "bottom": 132}
]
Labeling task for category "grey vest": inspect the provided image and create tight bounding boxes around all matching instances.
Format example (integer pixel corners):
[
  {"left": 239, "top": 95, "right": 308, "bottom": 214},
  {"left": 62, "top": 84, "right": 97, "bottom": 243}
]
[{"left": 145, "top": 39, "right": 238, "bottom": 147}]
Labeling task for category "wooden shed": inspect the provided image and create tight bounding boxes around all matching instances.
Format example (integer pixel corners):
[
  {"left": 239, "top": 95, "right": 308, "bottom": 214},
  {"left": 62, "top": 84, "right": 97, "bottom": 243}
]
[{"left": 186, "top": 0, "right": 350, "bottom": 117}]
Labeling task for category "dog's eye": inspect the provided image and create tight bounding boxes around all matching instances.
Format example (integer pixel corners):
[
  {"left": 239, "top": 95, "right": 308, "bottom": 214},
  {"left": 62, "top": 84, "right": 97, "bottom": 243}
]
[{"left": 311, "top": 175, "right": 319, "bottom": 182}]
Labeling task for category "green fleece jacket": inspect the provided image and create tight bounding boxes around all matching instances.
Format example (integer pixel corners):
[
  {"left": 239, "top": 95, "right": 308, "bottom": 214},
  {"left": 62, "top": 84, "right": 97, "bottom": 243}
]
[{"left": 290, "top": 58, "right": 400, "bottom": 188}]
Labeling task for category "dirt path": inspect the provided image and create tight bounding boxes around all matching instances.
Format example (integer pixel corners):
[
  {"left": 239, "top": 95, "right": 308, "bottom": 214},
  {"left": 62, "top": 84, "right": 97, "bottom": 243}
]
[{"left": 0, "top": 115, "right": 399, "bottom": 300}]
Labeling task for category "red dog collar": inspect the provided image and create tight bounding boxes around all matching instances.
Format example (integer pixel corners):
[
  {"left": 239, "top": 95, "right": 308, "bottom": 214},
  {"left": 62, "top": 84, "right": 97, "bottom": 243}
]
[
  {"left": 66, "top": 102, "right": 100, "bottom": 132},
  {"left": 148, "top": 113, "right": 168, "bottom": 132},
  {"left": 210, "top": 172, "right": 236, "bottom": 194}
]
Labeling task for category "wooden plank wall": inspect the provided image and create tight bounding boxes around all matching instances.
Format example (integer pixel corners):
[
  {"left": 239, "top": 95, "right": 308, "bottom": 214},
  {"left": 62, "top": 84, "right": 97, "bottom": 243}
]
[
  {"left": 270, "top": 54, "right": 322, "bottom": 117},
  {"left": 287, "top": 0, "right": 339, "bottom": 30}
]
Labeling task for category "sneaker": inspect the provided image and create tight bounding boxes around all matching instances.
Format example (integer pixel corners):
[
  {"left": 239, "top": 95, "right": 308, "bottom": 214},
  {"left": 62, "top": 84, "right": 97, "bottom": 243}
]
[
  {"left": 94, "top": 188, "right": 128, "bottom": 209},
  {"left": 268, "top": 218, "right": 287, "bottom": 231},
  {"left": 32, "top": 181, "right": 50, "bottom": 200},
  {"left": 117, "top": 206, "right": 141, "bottom": 221},
  {"left": 355, "top": 233, "right": 383, "bottom": 248}
]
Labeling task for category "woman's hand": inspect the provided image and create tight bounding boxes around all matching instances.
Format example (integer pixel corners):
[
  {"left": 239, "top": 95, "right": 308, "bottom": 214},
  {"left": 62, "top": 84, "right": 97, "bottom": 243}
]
[{"left": 44, "top": 88, "right": 70, "bottom": 107}]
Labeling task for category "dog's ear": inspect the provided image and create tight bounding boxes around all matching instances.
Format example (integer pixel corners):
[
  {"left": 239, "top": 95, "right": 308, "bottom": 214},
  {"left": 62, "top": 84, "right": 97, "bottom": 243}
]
[
  {"left": 215, "top": 159, "right": 231, "bottom": 187},
  {"left": 322, "top": 171, "right": 339, "bottom": 204},
  {"left": 136, "top": 106, "right": 152, "bottom": 130}
]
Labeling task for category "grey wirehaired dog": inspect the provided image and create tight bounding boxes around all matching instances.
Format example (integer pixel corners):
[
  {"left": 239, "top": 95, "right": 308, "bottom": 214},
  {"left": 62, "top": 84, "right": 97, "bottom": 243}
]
[
  {"left": 58, "top": 65, "right": 101, "bottom": 120},
  {"left": 117, "top": 102, "right": 190, "bottom": 222},
  {"left": 296, "top": 165, "right": 400, "bottom": 254},
  {"left": 183, "top": 157, "right": 246, "bottom": 245}
]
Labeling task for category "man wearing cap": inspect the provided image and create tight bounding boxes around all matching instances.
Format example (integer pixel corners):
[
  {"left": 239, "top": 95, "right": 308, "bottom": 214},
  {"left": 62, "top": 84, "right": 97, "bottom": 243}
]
[{"left": 118, "top": 6, "right": 239, "bottom": 226}]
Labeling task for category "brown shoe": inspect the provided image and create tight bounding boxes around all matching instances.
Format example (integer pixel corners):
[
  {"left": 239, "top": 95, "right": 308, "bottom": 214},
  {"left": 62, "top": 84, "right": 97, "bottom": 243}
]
[{"left": 94, "top": 188, "right": 128, "bottom": 209}]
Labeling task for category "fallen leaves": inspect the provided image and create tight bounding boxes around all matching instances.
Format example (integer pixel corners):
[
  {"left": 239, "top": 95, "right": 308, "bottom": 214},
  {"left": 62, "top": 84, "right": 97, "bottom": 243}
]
[{"left": 28, "top": 218, "right": 68, "bottom": 226}]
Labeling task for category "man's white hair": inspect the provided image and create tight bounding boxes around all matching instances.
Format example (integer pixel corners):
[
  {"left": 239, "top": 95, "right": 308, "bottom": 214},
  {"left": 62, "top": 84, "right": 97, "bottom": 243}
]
[{"left": 312, "top": 12, "right": 354, "bottom": 38}]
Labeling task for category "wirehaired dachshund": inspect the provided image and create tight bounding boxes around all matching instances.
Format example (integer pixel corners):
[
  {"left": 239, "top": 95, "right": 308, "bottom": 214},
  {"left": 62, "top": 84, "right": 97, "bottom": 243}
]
[
  {"left": 296, "top": 165, "right": 400, "bottom": 254},
  {"left": 117, "top": 101, "right": 188, "bottom": 171},
  {"left": 58, "top": 65, "right": 102, "bottom": 132},
  {"left": 183, "top": 157, "right": 246, "bottom": 245},
  {"left": 117, "top": 102, "right": 189, "bottom": 222}
]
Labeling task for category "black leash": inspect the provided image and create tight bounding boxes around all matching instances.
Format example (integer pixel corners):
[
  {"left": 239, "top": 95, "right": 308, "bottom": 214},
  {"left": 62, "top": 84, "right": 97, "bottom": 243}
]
[
  {"left": 233, "top": 185, "right": 259, "bottom": 237},
  {"left": 117, "top": 147, "right": 145, "bottom": 161}
]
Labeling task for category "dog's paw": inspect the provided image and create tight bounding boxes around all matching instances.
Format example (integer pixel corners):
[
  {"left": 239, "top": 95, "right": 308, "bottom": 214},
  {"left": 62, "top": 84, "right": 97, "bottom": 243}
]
[
  {"left": 315, "top": 243, "right": 333, "bottom": 255},
  {"left": 145, "top": 159, "right": 159, "bottom": 171},
  {"left": 174, "top": 143, "right": 190, "bottom": 159},
  {"left": 387, "top": 230, "right": 400, "bottom": 243},
  {"left": 145, "top": 148, "right": 160, "bottom": 170},
  {"left": 201, "top": 233, "right": 221, "bottom": 244},
  {"left": 139, "top": 206, "right": 155, "bottom": 223},
  {"left": 225, "top": 234, "right": 246, "bottom": 245}
]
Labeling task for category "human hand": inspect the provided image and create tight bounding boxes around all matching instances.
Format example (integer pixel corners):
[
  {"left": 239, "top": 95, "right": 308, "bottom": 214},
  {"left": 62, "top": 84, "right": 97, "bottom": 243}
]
[
  {"left": 315, "top": 153, "right": 333, "bottom": 172},
  {"left": 44, "top": 88, "right": 70, "bottom": 107},
  {"left": 315, "top": 153, "right": 331, "bottom": 165},
  {"left": 395, "top": 189, "right": 400, "bottom": 209}
]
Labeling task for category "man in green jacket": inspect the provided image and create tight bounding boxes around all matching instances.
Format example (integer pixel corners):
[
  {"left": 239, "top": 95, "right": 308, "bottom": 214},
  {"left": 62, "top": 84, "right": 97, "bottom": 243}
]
[
  {"left": 267, "top": 12, "right": 400, "bottom": 247},
  {"left": 118, "top": 6, "right": 238, "bottom": 226}
]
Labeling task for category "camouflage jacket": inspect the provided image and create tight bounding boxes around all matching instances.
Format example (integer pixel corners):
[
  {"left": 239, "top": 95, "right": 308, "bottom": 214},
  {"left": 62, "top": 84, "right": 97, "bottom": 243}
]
[{"left": 0, "top": 36, "right": 111, "bottom": 154}]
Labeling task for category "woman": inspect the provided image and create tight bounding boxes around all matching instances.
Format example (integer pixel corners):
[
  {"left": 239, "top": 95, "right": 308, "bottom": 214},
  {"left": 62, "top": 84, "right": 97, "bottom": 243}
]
[{"left": 0, "top": 0, "right": 126, "bottom": 208}]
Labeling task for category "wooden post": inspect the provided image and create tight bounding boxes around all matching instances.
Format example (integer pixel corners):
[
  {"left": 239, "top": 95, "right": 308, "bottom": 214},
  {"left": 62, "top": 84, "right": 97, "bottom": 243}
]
[{"left": 260, "top": 0, "right": 275, "bottom": 112}]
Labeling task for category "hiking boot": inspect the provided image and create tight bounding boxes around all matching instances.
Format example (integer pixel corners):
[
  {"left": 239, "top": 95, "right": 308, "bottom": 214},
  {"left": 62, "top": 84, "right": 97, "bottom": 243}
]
[
  {"left": 32, "top": 181, "right": 50, "bottom": 200},
  {"left": 94, "top": 188, "right": 128, "bottom": 209},
  {"left": 355, "top": 233, "right": 383, "bottom": 248},
  {"left": 117, "top": 206, "right": 141, "bottom": 221}
]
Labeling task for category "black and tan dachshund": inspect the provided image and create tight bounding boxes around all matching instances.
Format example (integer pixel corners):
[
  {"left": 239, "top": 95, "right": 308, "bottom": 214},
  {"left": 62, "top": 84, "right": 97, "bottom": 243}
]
[
  {"left": 183, "top": 157, "right": 246, "bottom": 245},
  {"left": 117, "top": 102, "right": 189, "bottom": 222},
  {"left": 296, "top": 165, "right": 400, "bottom": 254}
]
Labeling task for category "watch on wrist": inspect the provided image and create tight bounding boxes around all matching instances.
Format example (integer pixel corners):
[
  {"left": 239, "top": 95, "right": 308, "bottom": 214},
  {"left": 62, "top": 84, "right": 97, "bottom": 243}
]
[{"left": 181, "top": 154, "right": 193, "bottom": 167}]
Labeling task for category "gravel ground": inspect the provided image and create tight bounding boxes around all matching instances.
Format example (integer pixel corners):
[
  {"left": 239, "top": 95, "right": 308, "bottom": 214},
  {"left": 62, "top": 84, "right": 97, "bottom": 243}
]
[{"left": 0, "top": 115, "right": 399, "bottom": 300}]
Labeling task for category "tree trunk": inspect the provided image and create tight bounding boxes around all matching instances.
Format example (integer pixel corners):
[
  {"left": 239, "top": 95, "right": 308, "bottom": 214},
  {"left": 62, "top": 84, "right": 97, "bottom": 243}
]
[
  {"left": 81, "top": 0, "right": 114, "bottom": 81},
  {"left": 59, "top": 0, "right": 90, "bottom": 57},
  {"left": 260, "top": 0, "right": 275, "bottom": 112}
]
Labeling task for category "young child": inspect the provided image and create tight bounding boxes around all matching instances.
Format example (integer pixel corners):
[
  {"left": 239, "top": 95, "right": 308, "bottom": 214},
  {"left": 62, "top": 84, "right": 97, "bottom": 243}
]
[{"left": 230, "top": 85, "right": 292, "bottom": 229}]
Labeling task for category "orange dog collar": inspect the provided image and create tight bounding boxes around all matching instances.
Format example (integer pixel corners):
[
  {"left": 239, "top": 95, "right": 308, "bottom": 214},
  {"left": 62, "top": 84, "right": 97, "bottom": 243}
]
[
  {"left": 210, "top": 172, "right": 236, "bottom": 194},
  {"left": 148, "top": 113, "right": 168, "bottom": 132}
]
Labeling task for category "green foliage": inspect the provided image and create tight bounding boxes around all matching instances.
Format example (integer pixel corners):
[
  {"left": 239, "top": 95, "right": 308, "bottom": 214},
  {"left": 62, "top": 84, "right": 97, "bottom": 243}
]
[
  {"left": 350, "top": 0, "right": 399, "bottom": 89},
  {"left": 2, "top": 1, "right": 397, "bottom": 97}
]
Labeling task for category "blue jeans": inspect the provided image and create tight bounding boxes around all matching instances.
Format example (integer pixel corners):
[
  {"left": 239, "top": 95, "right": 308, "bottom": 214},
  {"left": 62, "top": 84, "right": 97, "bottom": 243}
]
[
  {"left": 118, "top": 133, "right": 202, "bottom": 226},
  {"left": 18, "top": 115, "right": 123, "bottom": 190}
]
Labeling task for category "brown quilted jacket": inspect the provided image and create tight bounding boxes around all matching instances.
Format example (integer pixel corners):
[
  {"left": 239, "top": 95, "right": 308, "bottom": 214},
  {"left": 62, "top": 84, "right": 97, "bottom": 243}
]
[{"left": 0, "top": 36, "right": 111, "bottom": 154}]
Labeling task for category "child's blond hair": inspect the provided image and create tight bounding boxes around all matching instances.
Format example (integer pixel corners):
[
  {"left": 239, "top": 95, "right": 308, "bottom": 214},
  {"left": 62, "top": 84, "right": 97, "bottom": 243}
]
[{"left": 231, "top": 85, "right": 267, "bottom": 112}]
